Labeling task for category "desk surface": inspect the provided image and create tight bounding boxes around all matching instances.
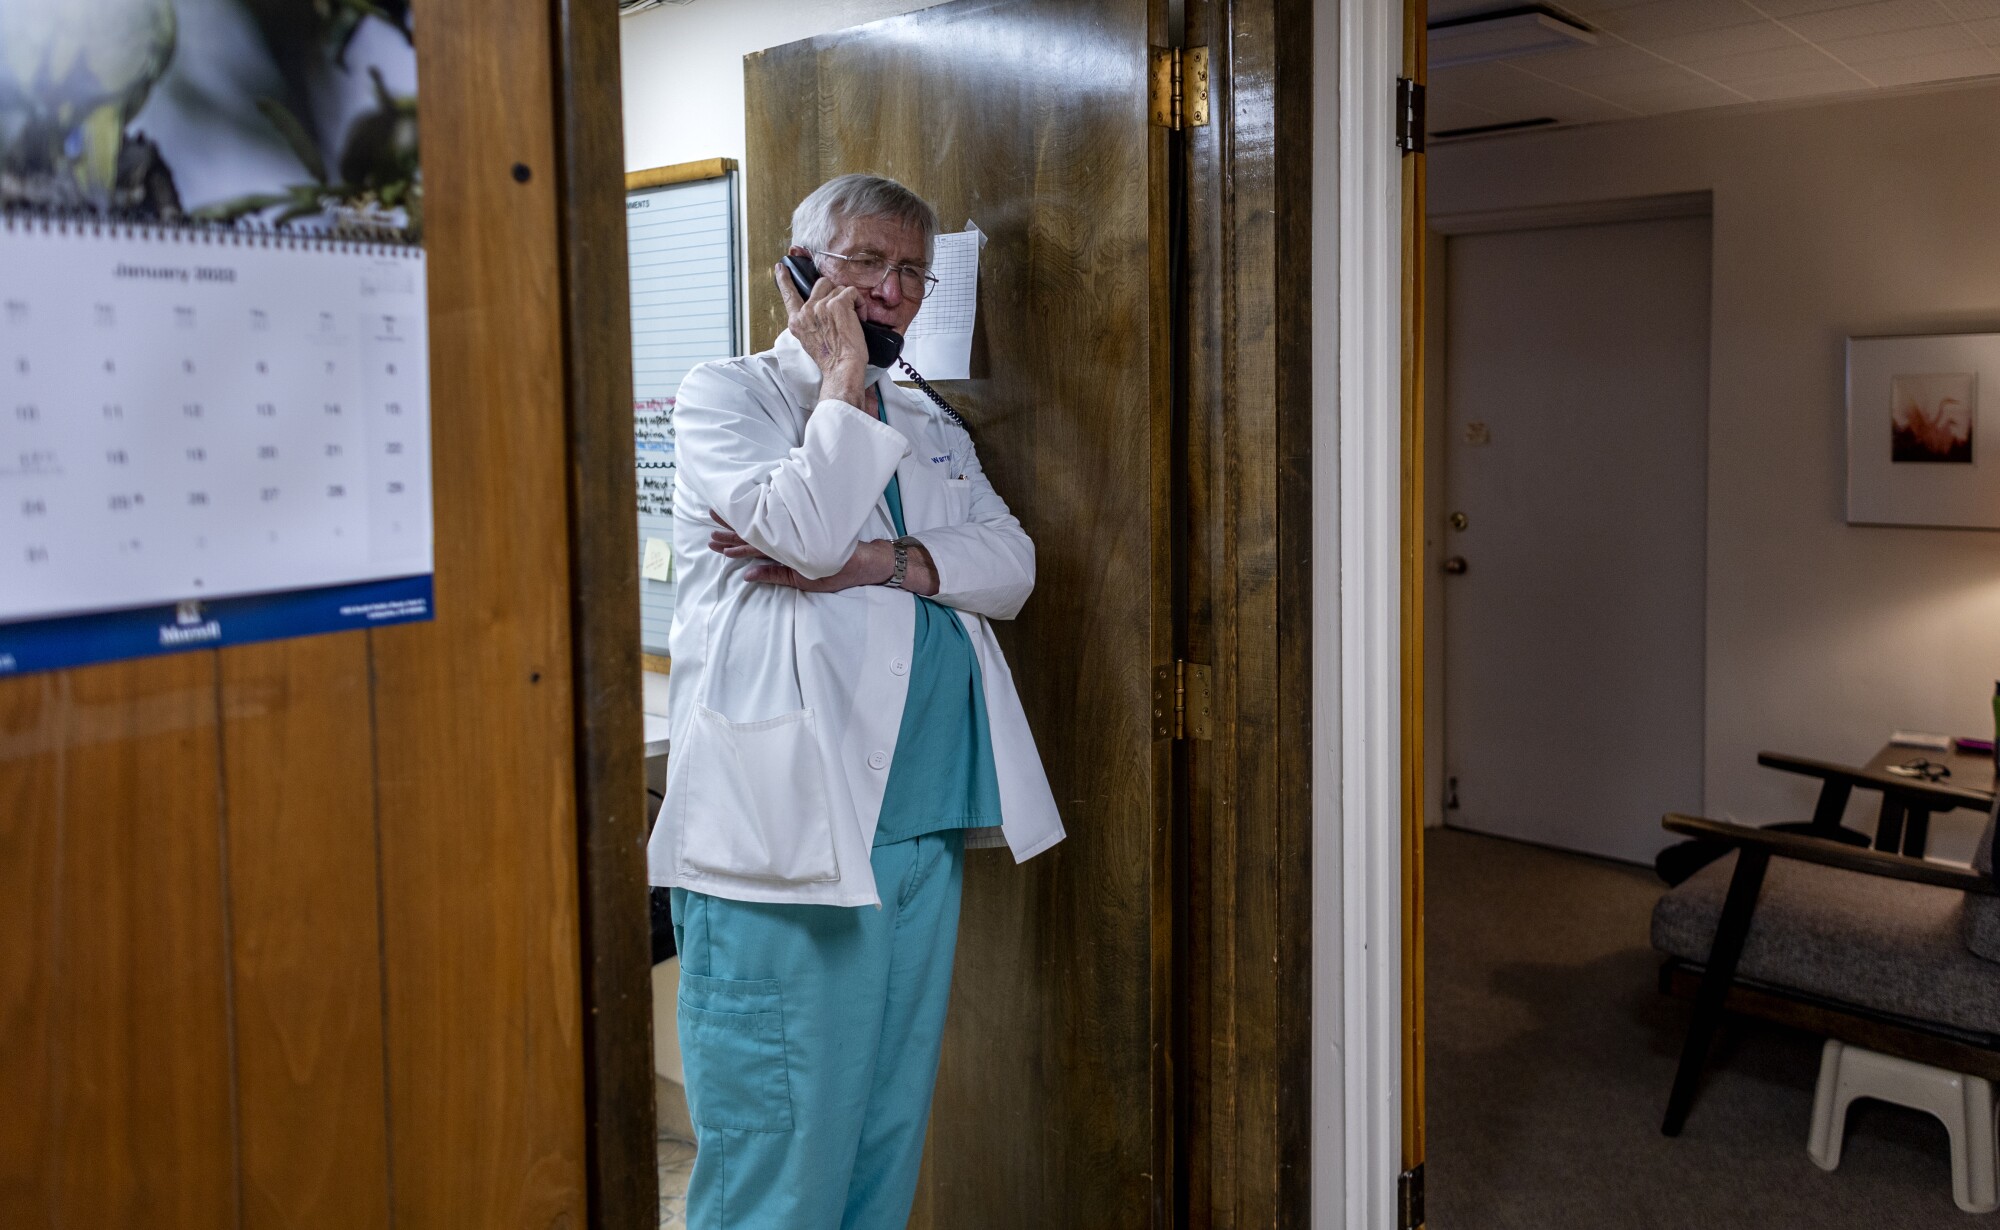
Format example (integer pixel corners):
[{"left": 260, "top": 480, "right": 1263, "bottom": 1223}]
[
  {"left": 644, "top": 711, "right": 671, "bottom": 759},
  {"left": 1863, "top": 742, "right": 1996, "bottom": 799}
]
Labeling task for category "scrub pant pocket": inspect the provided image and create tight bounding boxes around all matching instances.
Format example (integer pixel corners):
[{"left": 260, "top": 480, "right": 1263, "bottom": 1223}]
[{"left": 676, "top": 972, "right": 793, "bottom": 1133}]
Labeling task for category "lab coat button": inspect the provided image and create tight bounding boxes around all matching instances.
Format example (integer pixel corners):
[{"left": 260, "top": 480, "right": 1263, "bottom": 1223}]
[
  {"left": 891, "top": 657, "right": 909, "bottom": 675},
  {"left": 868, "top": 750, "right": 889, "bottom": 770}
]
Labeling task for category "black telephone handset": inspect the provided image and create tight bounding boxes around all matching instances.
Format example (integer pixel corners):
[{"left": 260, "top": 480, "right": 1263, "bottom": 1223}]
[
  {"left": 779, "top": 251, "right": 971, "bottom": 433},
  {"left": 781, "top": 253, "right": 905, "bottom": 369}
]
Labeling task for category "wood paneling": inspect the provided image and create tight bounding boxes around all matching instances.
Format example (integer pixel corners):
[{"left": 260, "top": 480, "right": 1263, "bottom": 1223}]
[
  {"left": 219, "top": 637, "right": 391, "bottom": 1230},
  {"left": 1180, "top": 0, "right": 1316, "bottom": 1225},
  {"left": 55, "top": 659, "right": 235, "bottom": 1228},
  {"left": 746, "top": 2, "right": 1174, "bottom": 1223},
  {"left": 0, "top": 675, "right": 59, "bottom": 1222},
  {"left": 0, "top": 0, "right": 638, "bottom": 1223},
  {"left": 370, "top": 4, "right": 588, "bottom": 1223}
]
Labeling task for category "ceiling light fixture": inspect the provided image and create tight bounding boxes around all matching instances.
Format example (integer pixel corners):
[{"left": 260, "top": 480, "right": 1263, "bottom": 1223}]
[{"left": 1428, "top": 6, "right": 1597, "bottom": 70}]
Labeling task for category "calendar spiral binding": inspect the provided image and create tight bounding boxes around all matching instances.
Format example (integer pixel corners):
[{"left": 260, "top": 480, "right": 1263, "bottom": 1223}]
[{"left": 0, "top": 208, "right": 421, "bottom": 258}]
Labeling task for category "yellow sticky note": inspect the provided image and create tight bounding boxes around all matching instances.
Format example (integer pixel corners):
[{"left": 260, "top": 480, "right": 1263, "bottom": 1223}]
[{"left": 642, "top": 537, "right": 673, "bottom": 582}]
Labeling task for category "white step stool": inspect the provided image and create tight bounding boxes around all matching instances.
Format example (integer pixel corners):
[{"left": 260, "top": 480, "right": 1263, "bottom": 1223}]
[{"left": 1809, "top": 1039, "right": 1999, "bottom": 1214}]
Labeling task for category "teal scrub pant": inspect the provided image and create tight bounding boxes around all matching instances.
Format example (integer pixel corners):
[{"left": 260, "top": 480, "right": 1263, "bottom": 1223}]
[{"left": 671, "top": 830, "right": 965, "bottom": 1230}]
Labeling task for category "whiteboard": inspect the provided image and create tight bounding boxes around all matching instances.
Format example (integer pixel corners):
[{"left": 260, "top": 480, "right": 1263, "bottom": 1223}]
[{"left": 626, "top": 172, "right": 740, "bottom": 656}]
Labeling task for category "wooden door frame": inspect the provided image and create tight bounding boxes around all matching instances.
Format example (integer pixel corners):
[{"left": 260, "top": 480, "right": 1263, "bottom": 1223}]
[
  {"left": 550, "top": 1, "right": 657, "bottom": 1226},
  {"left": 1399, "top": 0, "right": 1429, "bottom": 1225},
  {"left": 1178, "top": 0, "right": 1317, "bottom": 1225}
]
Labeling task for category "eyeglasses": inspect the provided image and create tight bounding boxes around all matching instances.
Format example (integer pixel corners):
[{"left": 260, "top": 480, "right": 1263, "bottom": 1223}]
[
  {"left": 1888, "top": 757, "right": 1952, "bottom": 782},
  {"left": 813, "top": 249, "right": 941, "bottom": 301}
]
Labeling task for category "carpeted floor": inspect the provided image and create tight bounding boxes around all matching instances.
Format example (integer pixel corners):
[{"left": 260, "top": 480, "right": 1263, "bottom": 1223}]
[{"left": 1427, "top": 827, "right": 1975, "bottom": 1229}]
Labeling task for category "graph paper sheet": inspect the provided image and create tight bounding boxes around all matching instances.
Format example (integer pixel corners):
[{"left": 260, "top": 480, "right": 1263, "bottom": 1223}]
[{"left": 899, "top": 224, "right": 981, "bottom": 380}]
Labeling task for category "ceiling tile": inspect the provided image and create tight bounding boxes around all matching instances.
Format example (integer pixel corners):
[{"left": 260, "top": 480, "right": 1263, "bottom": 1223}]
[
  {"left": 1427, "top": 0, "right": 1511, "bottom": 19},
  {"left": 1593, "top": 0, "right": 1767, "bottom": 39},
  {"left": 1850, "top": 44, "right": 2000, "bottom": 81},
  {"left": 1509, "top": 42, "right": 1669, "bottom": 82},
  {"left": 1559, "top": 0, "right": 1679, "bottom": 14},
  {"left": 1427, "top": 0, "right": 2000, "bottom": 125},
  {"left": 1555, "top": 60, "right": 1733, "bottom": 92},
  {"left": 1742, "top": 0, "right": 1881, "bottom": 16},
  {"left": 1636, "top": 21, "right": 1809, "bottom": 58},
  {"left": 1533, "top": 93, "right": 1642, "bottom": 123},
  {"left": 1730, "top": 63, "right": 1876, "bottom": 95},
  {"left": 1583, "top": 64, "right": 1753, "bottom": 106},
  {"left": 1684, "top": 43, "right": 1843, "bottom": 77},
  {"left": 1425, "top": 97, "right": 1508, "bottom": 133},
  {"left": 1428, "top": 60, "right": 1539, "bottom": 93},
  {"left": 1472, "top": 69, "right": 1641, "bottom": 111},
  {"left": 1821, "top": 22, "right": 1973, "bottom": 59},
  {"left": 1631, "top": 79, "right": 1758, "bottom": 108},
  {"left": 1782, "top": 0, "right": 1957, "bottom": 41}
]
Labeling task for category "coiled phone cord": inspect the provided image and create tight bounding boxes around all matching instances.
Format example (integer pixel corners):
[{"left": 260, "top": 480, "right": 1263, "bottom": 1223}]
[{"left": 896, "top": 358, "right": 971, "bottom": 433}]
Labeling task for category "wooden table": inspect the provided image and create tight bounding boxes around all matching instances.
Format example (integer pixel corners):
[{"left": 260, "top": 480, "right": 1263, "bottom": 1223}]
[{"left": 1758, "top": 745, "right": 1994, "bottom": 859}]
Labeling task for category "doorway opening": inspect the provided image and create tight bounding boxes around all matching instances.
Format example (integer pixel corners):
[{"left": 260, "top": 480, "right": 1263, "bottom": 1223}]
[{"left": 1411, "top": 25, "right": 2000, "bottom": 1227}]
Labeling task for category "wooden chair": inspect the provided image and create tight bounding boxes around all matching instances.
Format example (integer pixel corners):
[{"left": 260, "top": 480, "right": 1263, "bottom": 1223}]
[{"left": 1650, "top": 808, "right": 2000, "bottom": 1137}]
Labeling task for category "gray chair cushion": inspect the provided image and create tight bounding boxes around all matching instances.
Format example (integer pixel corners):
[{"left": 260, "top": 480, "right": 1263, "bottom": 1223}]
[
  {"left": 1652, "top": 850, "right": 2000, "bottom": 1037},
  {"left": 1965, "top": 801, "right": 2000, "bottom": 964}
]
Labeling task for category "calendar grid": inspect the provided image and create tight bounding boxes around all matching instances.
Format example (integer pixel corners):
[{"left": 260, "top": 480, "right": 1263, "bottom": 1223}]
[{"left": 0, "top": 219, "right": 434, "bottom": 671}]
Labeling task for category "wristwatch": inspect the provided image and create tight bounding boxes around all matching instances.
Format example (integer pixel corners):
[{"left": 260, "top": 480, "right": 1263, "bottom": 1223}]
[{"left": 884, "top": 536, "right": 922, "bottom": 589}]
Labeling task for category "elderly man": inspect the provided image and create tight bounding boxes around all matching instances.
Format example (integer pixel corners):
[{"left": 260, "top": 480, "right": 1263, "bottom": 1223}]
[{"left": 649, "top": 173, "right": 1063, "bottom": 1228}]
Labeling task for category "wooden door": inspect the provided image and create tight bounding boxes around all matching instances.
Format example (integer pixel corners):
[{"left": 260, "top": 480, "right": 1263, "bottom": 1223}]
[
  {"left": 746, "top": 2, "right": 1173, "bottom": 1224},
  {"left": 0, "top": 1, "right": 651, "bottom": 1226}
]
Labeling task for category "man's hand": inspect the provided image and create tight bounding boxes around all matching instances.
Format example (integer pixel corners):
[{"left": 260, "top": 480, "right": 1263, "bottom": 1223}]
[
  {"left": 709, "top": 511, "right": 939, "bottom": 596},
  {"left": 775, "top": 249, "right": 868, "bottom": 410},
  {"left": 746, "top": 541, "right": 894, "bottom": 593}
]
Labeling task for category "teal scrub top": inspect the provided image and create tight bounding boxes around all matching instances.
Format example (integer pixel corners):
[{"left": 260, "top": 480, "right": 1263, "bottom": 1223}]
[{"left": 872, "top": 388, "right": 1003, "bottom": 845}]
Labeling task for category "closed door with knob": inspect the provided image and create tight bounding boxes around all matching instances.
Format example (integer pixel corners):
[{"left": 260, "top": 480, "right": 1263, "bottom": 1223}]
[{"left": 1438, "top": 210, "right": 1711, "bottom": 864}]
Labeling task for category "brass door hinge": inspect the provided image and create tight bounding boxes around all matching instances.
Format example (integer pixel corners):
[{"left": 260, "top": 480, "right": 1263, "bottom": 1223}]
[
  {"left": 1149, "top": 46, "right": 1211, "bottom": 130},
  {"left": 1153, "top": 661, "right": 1214, "bottom": 741}
]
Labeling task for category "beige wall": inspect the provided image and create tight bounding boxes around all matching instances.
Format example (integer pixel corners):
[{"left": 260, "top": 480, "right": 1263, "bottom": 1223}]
[
  {"left": 619, "top": 0, "right": 940, "bottom": 173},
  {"left": 1430, "top": 81, "right": 2000, "bottom": 855}
]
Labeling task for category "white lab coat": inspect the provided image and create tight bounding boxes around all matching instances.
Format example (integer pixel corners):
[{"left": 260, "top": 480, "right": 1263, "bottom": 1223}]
[{"left": 647, "top": 330, "right": 1065, "bottom": 907}]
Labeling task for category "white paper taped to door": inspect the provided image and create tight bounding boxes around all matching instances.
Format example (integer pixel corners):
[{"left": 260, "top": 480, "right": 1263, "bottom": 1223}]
[{"left": 899, "top": 223, "right": 982, "bottom": 381}]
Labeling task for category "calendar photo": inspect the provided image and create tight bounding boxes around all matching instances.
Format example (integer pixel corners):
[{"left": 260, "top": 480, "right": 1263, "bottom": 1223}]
[{"left": 0, "top": 0, "right": 434, "bottom": 675}]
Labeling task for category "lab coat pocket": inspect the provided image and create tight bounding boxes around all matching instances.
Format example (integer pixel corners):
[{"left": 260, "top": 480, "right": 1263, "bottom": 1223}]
[
  {"left": 677, "top": 973, "right": 793, "bottom": 1132},
  {"left": 941, "top": 477, "right": 974, "bottom": 526},
  {"left": 675, "top": 703, "right": 840, "bottom": 883}
]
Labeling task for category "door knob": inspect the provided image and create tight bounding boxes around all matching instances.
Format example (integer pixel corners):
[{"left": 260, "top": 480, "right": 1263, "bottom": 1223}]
[{"left": 1442, "top": 556, "right": 1468, "bottom": 575}]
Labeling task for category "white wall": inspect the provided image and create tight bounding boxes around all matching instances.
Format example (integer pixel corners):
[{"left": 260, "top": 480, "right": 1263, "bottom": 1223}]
[
  {"left": 619, "top": 0, "right": 942, "bottom": 174},
  {"left": 1430, "top": 82, "right": 2000, "bottom": 856}
]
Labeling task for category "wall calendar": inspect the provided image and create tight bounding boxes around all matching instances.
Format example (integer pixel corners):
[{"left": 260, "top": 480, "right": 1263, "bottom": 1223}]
[{"left": 0, "top": 0, "right": 431, "bottom": 675}]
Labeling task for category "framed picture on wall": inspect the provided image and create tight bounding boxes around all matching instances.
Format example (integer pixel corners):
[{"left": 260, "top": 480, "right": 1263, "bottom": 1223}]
[{"left": 1847, "top": 331, "right": 2000, "bottom": 529}]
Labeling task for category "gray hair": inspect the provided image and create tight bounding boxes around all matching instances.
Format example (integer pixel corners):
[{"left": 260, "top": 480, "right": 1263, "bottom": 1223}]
[{"left": 790, "top": 174, "right": 938, "bottom": 259}]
